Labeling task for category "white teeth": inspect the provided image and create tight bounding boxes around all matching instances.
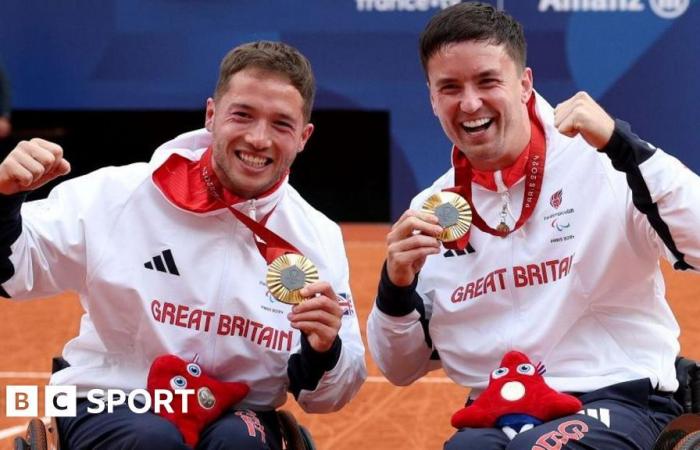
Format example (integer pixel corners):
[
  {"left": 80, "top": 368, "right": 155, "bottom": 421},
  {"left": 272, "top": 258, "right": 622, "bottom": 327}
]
[
  {"left": 239, "top": 152, "right": 268, "bottom": 167},
  {"left": 462, "top": 118, "right": 491, "bottom": 128}
]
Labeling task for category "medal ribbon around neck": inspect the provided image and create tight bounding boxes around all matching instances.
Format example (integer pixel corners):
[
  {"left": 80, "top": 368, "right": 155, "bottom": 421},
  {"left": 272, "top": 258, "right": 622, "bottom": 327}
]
[
  {"left": 444, "top": 99, "right": 547, "bottom": 249},
  {"left": 200, "top": 162, "right": 318, "bottom": 304}
]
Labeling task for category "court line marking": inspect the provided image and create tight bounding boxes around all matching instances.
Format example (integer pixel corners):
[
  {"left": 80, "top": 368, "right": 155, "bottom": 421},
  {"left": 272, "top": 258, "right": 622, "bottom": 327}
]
[
  {"left": 0, "top": 372, "right": 52, "bottom": 379},
  {"left": 0, "top": 375, "right": 453, "bottom": 440},
  {"left": 2, "top": 373, "right": 453, "bottom": 383},
  {"left": 0, "top": 418, "right": 48, "bottom": 441},
  {"left": 366, "top": 375, "right": 453, "bottom": 383}
]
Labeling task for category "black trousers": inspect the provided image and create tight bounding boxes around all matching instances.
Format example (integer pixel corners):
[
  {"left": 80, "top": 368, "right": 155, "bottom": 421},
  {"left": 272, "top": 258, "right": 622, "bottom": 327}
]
[{"left": 57, "top": 398, "right": 283, "bottom": 450}]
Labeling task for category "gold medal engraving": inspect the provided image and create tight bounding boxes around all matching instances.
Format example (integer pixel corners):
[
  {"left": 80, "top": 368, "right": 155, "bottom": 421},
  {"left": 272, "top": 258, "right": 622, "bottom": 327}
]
[
  {"left": 422, "top": 192, "right": 472, "bottom": 242},
  {"left": 266, "top": 254, "right": 319, "bottom": 305}
]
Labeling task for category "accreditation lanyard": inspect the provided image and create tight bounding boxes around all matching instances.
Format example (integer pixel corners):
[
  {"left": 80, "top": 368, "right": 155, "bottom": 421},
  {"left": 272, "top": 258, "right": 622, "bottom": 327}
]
[
  {"left": 443, "top": 99, "right": 547, "bottom": 249},
  {"left": 200, "top": 163, "right": 300, "bottom": 265}
]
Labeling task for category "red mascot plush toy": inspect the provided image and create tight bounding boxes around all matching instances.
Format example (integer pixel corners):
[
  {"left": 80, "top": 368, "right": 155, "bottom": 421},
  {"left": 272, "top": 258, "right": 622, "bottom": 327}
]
[
  {"left": 451, "top": 351, "right": 582, "bottom": 439},
  {"left": 147, "top": 354, "right": 250, "bottom": 448}
]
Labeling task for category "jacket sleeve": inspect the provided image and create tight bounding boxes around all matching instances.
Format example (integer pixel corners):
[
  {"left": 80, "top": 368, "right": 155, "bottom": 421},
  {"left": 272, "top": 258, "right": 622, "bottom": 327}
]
[
  {"left": 0, "top": 175, "right": 107, "bottom": 299},
  {"left": 602, "top": 119, "right": 700, "bottom": 271},
  {"left": 366, "top": 262, "right": 439, "bottom": 386},
  {"left": 0, "top": 193, "right": 27, "bottom": 296},
  {"left": 287, "top": 225, "right": 367, "bottom": 413}
]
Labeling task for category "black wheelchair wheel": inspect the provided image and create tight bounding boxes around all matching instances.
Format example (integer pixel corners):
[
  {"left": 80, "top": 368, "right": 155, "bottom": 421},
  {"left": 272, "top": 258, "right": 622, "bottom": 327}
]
[
  {"left": 277, "top": 410, "right": 308, "bottom": 450},
  {"left": 13, "top": 437, "right": 30, "bottom": 450},
  {"left": 655, "top": 429, "right": 690, "bottom": 450},
  {"left": 676, "top": 430, "right": 700, "bottom": 450},
  {"left": 25, "top": 418, "right": 48, "bottom": 450},
  {"left": 299, "top": 425, "right": 316, "bottom": 450}
]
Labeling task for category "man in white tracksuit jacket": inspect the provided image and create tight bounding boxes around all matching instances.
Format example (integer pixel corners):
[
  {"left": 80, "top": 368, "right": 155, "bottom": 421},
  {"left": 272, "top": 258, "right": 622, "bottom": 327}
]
[
  {"left": 0, "top": 41, "right": 366, "bottom": 450},
  {"left": 367, "top": 3, "right": 700, "bottom": 449}
]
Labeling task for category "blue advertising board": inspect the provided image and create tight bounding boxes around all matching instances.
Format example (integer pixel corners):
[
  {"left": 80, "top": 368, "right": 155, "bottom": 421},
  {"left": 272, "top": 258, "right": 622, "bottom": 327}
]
[{"left": 0, "top": 0, "right": 697, "bottom": 217}]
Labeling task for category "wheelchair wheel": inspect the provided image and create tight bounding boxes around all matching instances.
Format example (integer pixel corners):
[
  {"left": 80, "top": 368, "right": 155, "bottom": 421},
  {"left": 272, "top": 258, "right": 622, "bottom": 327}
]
[
  {"left": 25, "top": 418, "right": 48, "bottom": 450},
  {"left": 277, "top": 410, "right": 308, "bottom": 450},
  {"left": 676, "top": 431, "right": 700, "bottom": 450},
  {"left": 13, "top": 437, "right": 30, "bottom": 450},
  {"left": 655, "top": 429, "right": 690, "bottom": 450},
  {"left": 299, "top": 425, "right": 316, "bottom": 450}
]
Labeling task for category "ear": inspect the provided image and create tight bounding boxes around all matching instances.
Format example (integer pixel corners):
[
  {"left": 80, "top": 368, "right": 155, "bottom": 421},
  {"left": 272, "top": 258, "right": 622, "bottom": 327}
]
[
  {"left": 520, "top": 67, "right": 533, "bottom": 104},
  {"left": 297, "top": 123, "right": 315, "bottom": 153},
  {"left": 205, "top": 98, "right": 215, "bottom": 132}
]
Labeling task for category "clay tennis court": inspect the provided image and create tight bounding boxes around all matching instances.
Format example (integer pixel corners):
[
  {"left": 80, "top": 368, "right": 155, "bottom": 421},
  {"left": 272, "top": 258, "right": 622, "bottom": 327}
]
[{"left": 1, "top": 224, "right": 699, "bottom": 450}]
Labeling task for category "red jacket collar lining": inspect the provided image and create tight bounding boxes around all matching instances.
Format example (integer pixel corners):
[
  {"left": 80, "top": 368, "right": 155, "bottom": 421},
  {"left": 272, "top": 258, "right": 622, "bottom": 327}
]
[
  {"left": 453, "top": 95, "right": 541, "bottom": 192},
  {"left": 152, "top": 147, "right": 286, "bottom": 213}
]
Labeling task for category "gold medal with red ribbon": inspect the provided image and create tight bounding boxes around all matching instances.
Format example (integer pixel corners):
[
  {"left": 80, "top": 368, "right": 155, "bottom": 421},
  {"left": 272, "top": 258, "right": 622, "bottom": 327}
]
[
  {"left": 201, "top": 162, "right": 318, "bottom": 305},
  {"left": 443, "top": 97, "right": 547, "bottom": 251}
]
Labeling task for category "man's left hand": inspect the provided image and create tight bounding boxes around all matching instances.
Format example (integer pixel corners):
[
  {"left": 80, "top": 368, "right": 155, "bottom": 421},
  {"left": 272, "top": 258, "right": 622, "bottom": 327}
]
[
  {"left": 288, "top": 281, "right": 343, "bottom": 353},
  {"left": 554, "top": 91, "right": 615, "bottom": 149}
]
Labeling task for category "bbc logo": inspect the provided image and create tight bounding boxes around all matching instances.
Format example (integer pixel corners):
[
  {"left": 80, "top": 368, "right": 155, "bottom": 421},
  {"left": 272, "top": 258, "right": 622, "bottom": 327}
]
[
  {"left": 5, "top": 386, "right": 77, "bottom": 417},
  {"left": 5, "top": 385, "right": 193, "bottom": 417}
]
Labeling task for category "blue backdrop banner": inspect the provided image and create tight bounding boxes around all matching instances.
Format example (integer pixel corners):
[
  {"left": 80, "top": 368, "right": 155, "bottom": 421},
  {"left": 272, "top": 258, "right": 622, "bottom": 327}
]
[{"left": 1, "top": 0, "right": 697, "bottom": 217}]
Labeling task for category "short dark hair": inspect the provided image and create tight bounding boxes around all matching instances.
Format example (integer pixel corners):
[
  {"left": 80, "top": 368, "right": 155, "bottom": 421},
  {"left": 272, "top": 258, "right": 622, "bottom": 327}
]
[
  {"left": 419, "top": 2, "right": 526, "bottom": 75},
  {"left": 214, "top": 41, "right": 316, "bottom": 122}
]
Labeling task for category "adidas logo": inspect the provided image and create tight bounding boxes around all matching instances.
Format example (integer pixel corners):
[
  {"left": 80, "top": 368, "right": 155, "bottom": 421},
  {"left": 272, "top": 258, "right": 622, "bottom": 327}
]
[
  {"left": 443, "top": 243, "right": 476, "bottom": 258},
  {"left": 144, "top": 249, "right": 180, "bottom": 276}
]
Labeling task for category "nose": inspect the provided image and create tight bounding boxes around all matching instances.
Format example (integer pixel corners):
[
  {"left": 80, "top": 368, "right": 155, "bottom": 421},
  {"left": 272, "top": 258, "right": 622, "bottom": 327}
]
[
  {"left": 244, "top": 122, "right": 272, "bottom": 149},
  {"left": 459, "top": 88, "right": 482, "bottom": 114}
]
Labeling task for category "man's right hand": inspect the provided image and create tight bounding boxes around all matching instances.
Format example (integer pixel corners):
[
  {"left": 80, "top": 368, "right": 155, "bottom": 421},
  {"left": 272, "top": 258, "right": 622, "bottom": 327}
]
[
  {"left": 0, "top": 138, "right": 71, "bottom": 195},
  {"left": 386, "top": 209, "right": 443, "bottom": 287}
]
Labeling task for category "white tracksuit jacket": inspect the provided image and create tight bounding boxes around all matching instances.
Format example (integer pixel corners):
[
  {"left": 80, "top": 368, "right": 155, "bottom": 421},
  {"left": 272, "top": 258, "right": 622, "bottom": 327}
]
[
  {"left": 1, "top": 129, "right": 366, "bottom": 412},
  {"left": 367, "top": 93, "right": 700, "bottom": 396}
]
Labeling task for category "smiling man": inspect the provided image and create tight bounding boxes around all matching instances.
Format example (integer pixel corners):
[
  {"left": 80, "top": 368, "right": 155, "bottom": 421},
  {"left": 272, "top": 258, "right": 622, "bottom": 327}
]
[
  {"left": 0, "top": 41, "right": 366, "bottom": 450},
  {"left": 367, "top": 2, "right": 700, "bottom": 450}
]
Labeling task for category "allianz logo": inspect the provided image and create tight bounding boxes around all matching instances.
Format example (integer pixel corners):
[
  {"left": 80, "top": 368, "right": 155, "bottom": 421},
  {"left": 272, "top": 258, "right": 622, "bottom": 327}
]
[
  {"left": 355, "top": 0, "right": 460, "bottom": 12},
  {"left": 538, "top": 0, "right": 690, "bottom": 19}
]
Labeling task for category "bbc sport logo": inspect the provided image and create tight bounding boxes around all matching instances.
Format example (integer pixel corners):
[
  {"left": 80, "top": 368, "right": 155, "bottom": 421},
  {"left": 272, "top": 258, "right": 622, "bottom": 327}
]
[{"left": 5, "top": 385, "right": 194, "bottom": 417}]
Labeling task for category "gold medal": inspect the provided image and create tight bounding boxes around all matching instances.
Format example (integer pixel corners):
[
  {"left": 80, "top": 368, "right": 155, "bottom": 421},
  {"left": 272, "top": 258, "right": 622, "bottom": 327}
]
[
  {"left": 422, "top": 192, "right": 472, "bottom": 242},
  {"left": 266, "top": 253, "right": 319, "bottom": 305}
]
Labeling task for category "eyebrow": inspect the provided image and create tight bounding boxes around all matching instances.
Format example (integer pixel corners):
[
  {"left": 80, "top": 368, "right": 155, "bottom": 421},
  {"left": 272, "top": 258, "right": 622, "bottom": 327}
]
[
  {"left": 432, "top": 68, "right": 502, "bottom": 87},
  {"left": 476, "top": 69, "right": 501, "bottom": 79},
  {"left": 226, "top": 103, "right": 298, "bottom": 123}
]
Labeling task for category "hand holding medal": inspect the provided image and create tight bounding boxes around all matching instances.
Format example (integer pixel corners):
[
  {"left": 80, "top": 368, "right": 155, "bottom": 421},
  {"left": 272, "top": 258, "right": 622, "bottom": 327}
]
[
  {"left": 384, "top": 209, "right": 444, "bottom": 287},
  {"left": 287, "top": 281, "right": 343, "bottom": 353}
]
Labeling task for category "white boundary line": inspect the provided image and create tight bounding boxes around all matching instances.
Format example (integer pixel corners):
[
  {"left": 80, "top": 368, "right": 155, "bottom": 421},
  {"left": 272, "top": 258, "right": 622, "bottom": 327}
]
[
  {"left": 366, "top": 375, "right": 453, "bottom": 384},
  {"left": 1, "top": 372, "right": 453, "bottom": 383},
  {"left": 0, "top": 374, "right": 453, "bottom": 439},
  {"left": 0, "top": 372, "right": 52, "bottom": 379}
]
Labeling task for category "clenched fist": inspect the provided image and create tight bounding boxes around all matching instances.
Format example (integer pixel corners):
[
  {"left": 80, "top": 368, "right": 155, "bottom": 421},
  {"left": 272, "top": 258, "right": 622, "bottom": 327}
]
[
  {"left": 0, "top": 138, "right": 71, "bottom": 195},
  {"left": 554, "top": 91, "right": 615, "bottom": 150}
]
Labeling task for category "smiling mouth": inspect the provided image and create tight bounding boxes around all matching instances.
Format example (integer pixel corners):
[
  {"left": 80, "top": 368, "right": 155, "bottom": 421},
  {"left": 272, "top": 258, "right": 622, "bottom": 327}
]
[
  {"left": 461, "top": 118, "right": 493, "bottom": 134},
  {"left": 236, "top": 151, "right": 272, "bottom": 168}
]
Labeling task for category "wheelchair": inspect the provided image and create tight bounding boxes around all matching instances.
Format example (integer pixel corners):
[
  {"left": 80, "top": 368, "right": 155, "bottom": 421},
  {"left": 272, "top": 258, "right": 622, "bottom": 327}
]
[
  {"left": 652, "top": 357, "right": 700, "bottom": 450},
  {"left": 13, "top": 357, "right": 316, "bottom": 450}
]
